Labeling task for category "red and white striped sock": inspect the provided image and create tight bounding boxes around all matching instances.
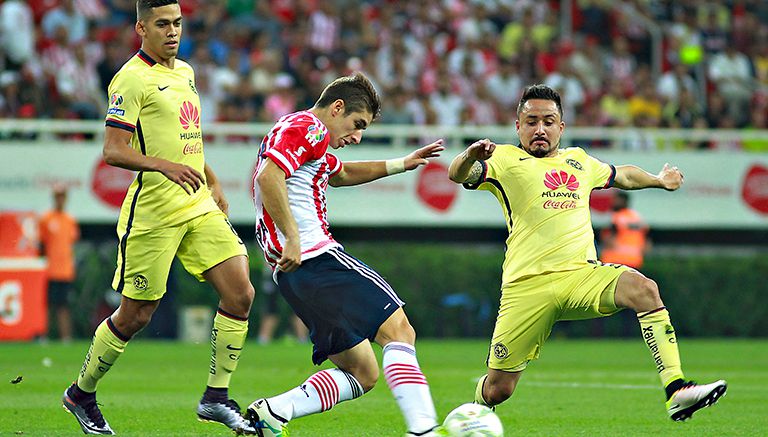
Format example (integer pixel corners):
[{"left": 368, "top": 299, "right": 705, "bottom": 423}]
[
  {"left": 383, "top": 342, "right": 438, "bottom": 434},
  {"left": 267, "top": 369, "right": 364, "bottom": 420}
]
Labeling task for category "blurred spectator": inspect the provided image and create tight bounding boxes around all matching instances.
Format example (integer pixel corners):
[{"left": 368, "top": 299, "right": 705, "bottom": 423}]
[
  {"left": 42, "top": 0, "right": 88, "bottom": 44},
  {"left": 544, "top": 57, "right": 586, "bottom": 121},
  {"left": 604, "top": 36, "right": 636, "bottom": 85},
  {"left": 379, "top": 87, "right": 415, "bottom": 125},
  {"left": 430, "top": 79, "right": 464, "bottom": 126},
  {"left": 708, "top": 44, "right": 754, "bottom": 126},
  {"left": 656, "top": 62, "right": 697, "bottom": 105},
  {"left": 662, "top": 88, "right": 702, "bottom": 129},
  {"left": 261, "top": 73, "right": 298, "bottom": 121},
  {"left": 599, "top": 80, "right": 631, "bottom": 127},
  {"left": 0, "top": 0, "right": 35, "bottom": 71},
  {"left": 39, "top": 185, "right": 80, "bottom": 342},
  {"left": 498, "top": 7, "right": 535, "bottom": 60},
  {"left": 600, "top": 191, "right": 649, "bottom": 270},
  {"left": 486, "top": 59, "right": 523, "bottom": 109},
  {"left": 699, "top": 10, "right": 728, "bottom": 56},
  {"left": 55, "top": 43, "right": 104, "bottom": 119},
  {"left": 628, "top": 81, "right": 663, "bottom": 127}
]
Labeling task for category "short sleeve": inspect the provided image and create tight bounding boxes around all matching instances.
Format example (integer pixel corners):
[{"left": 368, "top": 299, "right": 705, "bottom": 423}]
[
  {"left": 587, "top": 154, "right": 616, "bottom": 189},
  {"left": 326, "top": 153, "right": 343, "bottom": 177},
  {"left": 264, "top": 121, "right": 330, "bottom": 177},
  {"left": 105, "top": 70, "right": 144, "bottom": 133}
]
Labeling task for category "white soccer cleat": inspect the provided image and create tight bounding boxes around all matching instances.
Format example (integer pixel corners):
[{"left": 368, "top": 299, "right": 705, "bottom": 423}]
[
  {"left": 666, "top": 379, "right": 727, "bottom": 421},
  {"left": 404, "top": 425, "right": 450, "bottom": 436},
  {"left": 245, "top": 398, "right": 289, "bottom": 437}
]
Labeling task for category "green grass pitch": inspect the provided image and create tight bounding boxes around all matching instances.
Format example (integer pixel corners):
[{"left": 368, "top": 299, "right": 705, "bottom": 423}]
[{"left": 1, "top": 339, "right": 764, "bottom": 436}]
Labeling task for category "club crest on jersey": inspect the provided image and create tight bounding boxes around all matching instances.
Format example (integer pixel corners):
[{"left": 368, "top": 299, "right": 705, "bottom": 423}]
[
  {"left": 492, "top": 342, "right": 509, "bottom": 359},
  {"left": 305, "top": 124, "right": 325, "bottom": 146},
  {"left": 566, "top": 158, "right": 583, "bottom": 171},
  {"left": 133, "top": 274, "right": 148, "bottom": 291}
]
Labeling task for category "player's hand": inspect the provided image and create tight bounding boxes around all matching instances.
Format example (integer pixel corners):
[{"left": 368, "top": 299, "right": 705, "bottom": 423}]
[
  {"left": 404, "top": 139, "right": 445, "bottom": 170},
  {"left": 209, "top": 182, "right": 229, "bottom": 215},
  {"left": 278, "top": 238, "right": 301, "bottom": 272},
  {"left": 466, "top": 138, "right": 496, "bottom": 161},
  {"left": 159, "top": 161, "right": 205, "bottom": 195},
  {"left": 658, "top": 163, "right": 684, "bottom": 191}
]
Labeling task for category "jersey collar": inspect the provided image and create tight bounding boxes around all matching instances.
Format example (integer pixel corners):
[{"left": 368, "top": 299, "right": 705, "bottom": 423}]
[{"left": 136, "top": 49, "right": 157, "bottom": 66}]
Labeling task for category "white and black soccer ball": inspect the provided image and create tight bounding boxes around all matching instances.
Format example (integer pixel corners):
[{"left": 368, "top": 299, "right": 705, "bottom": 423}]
[{"left": 443, "top": 403, "right": 503, "bottom": 437}]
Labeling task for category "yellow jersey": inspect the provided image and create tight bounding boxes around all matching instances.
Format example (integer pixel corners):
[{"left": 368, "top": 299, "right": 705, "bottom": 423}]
[
  {"left": 466, "top": 145, "right": 615, "bottom": 285},
  {"left": 105, "top": 50, "right": 217, "bottom": 228}
]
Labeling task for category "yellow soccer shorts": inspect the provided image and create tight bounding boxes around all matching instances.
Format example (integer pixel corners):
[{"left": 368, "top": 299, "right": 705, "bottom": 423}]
[
  {"left": 112, "top": 210, "right": 247, "bottom": 300},
  {"left": 487, "top": 262, "right": 630, "bottom": 372}
]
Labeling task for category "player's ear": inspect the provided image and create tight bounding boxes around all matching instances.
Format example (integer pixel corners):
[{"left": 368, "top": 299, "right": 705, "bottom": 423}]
[
  {"left": 331, "top": 99, "right": 345, "bottom": 117},
  {"left": 135, "top": 21, "right": 145, "bottom": 37}
]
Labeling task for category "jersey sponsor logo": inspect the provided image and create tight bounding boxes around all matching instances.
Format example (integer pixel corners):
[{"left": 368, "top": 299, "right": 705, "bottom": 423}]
[
  {"left": 566, "top": 158, "right": 583, "bottom": 170},
  {"left": 544, "top": 169, "right": 579, "bottom": 191},
  {"left": 132, "top": 274, "right": 148, "bottom": 290},
  {"left": 305, "top": 124, "right": 325, "bottom": 146},
  {"left": 106, "top": 107, "right": 125, "bottom": 116},
  {"left": 110, "top": 94, "right": 123, "bottom": 106},
  {"left": 179, "top": 101, "right": 200, "bottom": 130},
  {"left": 180, "top": 131, "right": 202, "bottom": 140},
  {"left": 183, "top": 142, "right": 202, "bottom": 155},
  {"left": 492, "top": 342, "right": 509, "bottom": 359}
]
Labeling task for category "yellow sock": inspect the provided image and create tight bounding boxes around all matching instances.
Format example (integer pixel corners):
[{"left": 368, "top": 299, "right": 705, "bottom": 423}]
[
  {"left": 637, "top": 307, "right": 684, "bottom": 387},
  {"left": 474, "top": 374, "right": 491, "bottom": 407},
  {"left": 207, "top": 309, "right": 248, "bottom": 388},
  {"left": 77, "top": 318, "right": 129, "bottom": 392}
]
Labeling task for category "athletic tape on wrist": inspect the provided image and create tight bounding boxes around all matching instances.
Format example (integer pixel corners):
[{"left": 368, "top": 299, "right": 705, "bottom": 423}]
[{"left": 385, "top": 158, "right": 406, "bottom": 175}]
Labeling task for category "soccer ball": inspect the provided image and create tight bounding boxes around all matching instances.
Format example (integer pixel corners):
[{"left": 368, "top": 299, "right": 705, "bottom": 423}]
[{"left": 442, "top": 403, "right": 503, "bottom": 436}]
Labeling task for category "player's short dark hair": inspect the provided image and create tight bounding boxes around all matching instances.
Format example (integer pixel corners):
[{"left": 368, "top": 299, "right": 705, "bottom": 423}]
[
  {"left": 315, "top": 72, "right": 381, "bottom": 120},
  {"left": 137, "top": 0, "right": 178, "bottom": 20},
  {"left": 517, "top": 84, "right": 563, "bottom": 119}
]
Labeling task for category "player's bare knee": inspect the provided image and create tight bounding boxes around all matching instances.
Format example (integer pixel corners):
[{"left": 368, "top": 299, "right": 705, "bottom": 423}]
[
  {"left": 350, "top": 366, "right": 378, "bottom": 392},
  {"left": 636, "top": 277, "right": 662, "bottom": 309}
]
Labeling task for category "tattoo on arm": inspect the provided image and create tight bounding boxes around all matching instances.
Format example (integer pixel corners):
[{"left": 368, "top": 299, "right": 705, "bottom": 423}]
[{"left": 466, "top": 161, "right": 483, "bottom": 184}]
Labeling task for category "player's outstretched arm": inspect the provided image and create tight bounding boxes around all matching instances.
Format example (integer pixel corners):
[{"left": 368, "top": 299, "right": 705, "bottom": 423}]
[
  {"left": 204, "top": 163, "right": 229, "bottom": 215},
  {"left": 257, "top": 160, "right": 301, "bottom": 272},
  {"left": 329, "top": 139, "right": 444, "bottom": 187},
  {"left": 613, "top": 163, "right": 684, "bottom": 191},
  {"left": 448, "top": 138, "right": 496, "bottom": 183},
  {"left": 103, "top": 126, "right": 205, "bottom": 195}
]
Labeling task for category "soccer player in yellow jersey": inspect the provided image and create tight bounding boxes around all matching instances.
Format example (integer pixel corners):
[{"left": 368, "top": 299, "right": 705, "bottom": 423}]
[
  {"left": 62, "top": 1, "right": 257, "bottom": 435},
  {"left": 449, "top": 85, "right": 726, "bottom": 422}
]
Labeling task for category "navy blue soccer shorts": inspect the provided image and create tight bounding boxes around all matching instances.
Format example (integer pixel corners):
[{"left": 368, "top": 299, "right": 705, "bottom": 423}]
[{"left": 276, "top": 248, "right": 404, "bottom": 365}]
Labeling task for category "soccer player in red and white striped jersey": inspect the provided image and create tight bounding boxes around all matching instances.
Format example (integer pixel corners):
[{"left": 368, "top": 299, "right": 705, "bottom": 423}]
[{"left": 248, "top": 72, "right": 447, "bottom": 437}]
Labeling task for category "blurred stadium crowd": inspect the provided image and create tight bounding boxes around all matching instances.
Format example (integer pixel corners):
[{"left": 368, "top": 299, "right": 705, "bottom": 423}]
[{"left": 0, "top": 0, "right": 767, "bottom": 148}]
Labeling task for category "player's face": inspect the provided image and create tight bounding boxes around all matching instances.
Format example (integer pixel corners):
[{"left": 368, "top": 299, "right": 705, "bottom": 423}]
[
  {"left": 516, "top": 99, "right": 564, "bottom": 158},
  {"left": 326, "top": 101, "right": 373, "bottom": 149},
  {"left": 136, "top": 4, "right": 183, "bottom": 61}
]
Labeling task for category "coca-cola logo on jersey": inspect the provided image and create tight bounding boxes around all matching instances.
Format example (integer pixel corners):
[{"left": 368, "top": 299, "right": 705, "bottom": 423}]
[
  {"left": 416, "top": 161, "right": 457, "bottom": 212},
  {"left": 183, "top": 142, "right": 202, "bottom": 155},
  {"left": 742, "top": 164, "right": 768, "bottom": 214},
  {"left": 91, "top": 159, "right": 134, "bottom": 208}
]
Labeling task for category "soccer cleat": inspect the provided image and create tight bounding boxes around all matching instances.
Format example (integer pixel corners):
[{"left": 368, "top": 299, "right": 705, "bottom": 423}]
[
  {"left": 61, "top": 385, "right": 115, "bottom": 435},
  {"left": 404, "top": 425, "right": 450, "bottom": 436},
  {"left": 197, "top": 398, "right": 258, "bottom": 435},
  {"left": 245, "top": 398, "right": 289, "bottom": 437},
  {"left": 666, "top": 379, "right": 727, "bottom": 421}
]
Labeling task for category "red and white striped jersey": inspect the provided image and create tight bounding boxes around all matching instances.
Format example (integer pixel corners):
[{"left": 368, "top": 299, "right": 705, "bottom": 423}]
[{"left": 252, "top": 111, "right": 343, "bottom": 270}]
